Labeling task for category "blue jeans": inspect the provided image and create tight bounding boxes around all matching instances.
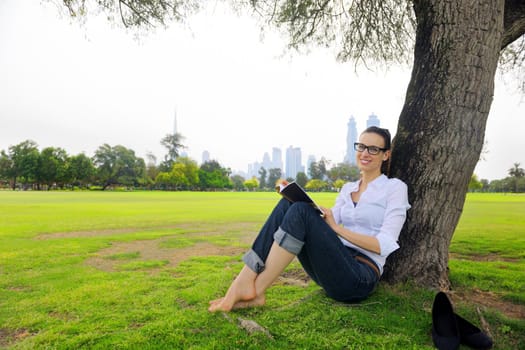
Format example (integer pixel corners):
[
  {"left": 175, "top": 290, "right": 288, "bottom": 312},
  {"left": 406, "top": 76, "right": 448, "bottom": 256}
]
[{"left": 243, "top": 198, "right": 379, "bottom": 302}]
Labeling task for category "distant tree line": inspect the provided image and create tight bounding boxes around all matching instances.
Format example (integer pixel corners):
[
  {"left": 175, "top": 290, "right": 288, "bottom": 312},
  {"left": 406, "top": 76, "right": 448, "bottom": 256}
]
[
  {"left": 2, "top": 138, "right": 523, "bottom": 193},
  {"left": 469, "top": 163, "right": 525, "bottom": 193},
  {"left": 0, "top": 137, "right": 232, "bottom": 191},
  {"left": 0, "top": 135, "right": 361, "bottom": 192}
]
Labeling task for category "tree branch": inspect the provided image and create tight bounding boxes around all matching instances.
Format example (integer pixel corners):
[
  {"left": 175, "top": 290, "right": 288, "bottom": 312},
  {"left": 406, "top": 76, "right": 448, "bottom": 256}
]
[
  {"left": 502, "top": 0, "right": 525, "bottom": 49},
  {"left": 119, "top": 0, "right": 154, "bottom": 27}
]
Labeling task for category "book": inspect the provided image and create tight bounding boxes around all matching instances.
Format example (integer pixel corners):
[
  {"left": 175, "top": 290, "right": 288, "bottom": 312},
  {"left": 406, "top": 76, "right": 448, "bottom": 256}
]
[{"left": 275, "top": 180, "right": 325, "bottom": 216}]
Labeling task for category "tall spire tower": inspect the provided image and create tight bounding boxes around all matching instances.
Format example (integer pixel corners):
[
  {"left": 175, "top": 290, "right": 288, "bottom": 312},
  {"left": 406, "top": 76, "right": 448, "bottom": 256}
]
[
  {"left": 344, "top": 116, "right": 358, "bottom": 165},
  {"left": 366, "top": 113, "right": 380, "bottom": 128},
  {"left": 173, "top": 107, "right": 178, "bottom": 135}
]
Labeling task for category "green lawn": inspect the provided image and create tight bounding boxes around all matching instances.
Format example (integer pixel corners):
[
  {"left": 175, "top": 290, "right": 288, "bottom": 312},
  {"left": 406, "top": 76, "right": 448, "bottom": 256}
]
[{"left": 0, "top": 191, "right": 523, "bottom": 349}]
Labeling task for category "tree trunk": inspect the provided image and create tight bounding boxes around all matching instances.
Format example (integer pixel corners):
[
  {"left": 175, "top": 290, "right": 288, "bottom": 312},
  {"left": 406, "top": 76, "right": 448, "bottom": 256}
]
[{"left": 383, "top": 0, "right": 504, "bottom": 289}]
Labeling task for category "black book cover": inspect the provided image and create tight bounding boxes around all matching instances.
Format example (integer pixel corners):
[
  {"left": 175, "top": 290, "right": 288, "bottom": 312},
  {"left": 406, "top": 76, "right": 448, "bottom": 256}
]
[{"left": 276, "top": 181, "right": 324, "bottom": 216}]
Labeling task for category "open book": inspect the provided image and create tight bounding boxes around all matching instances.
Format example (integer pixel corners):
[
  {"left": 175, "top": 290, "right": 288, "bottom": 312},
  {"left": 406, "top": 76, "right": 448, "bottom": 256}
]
[{"left": 275, "top": 180, "right": 325, "bottom": 216}]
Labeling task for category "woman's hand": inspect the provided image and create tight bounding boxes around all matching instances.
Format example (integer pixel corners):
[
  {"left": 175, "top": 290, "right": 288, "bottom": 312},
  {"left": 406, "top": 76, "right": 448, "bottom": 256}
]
[
  {"left": 320, "top": 207, "right": 337, "bottom": 229},
  {"left": 321, "top": 206, "right": 381, "bottom": 255}
]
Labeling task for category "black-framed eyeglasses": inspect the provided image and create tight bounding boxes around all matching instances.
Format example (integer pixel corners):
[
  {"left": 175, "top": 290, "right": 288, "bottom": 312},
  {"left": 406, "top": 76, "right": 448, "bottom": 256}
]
[{"left": 354, "top": 142, "right": 388, "bottom": 155}]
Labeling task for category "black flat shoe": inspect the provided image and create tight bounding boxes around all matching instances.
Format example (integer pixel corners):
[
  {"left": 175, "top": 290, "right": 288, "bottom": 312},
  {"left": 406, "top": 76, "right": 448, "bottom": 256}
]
[
  {"left": 432, "top": 292, "right": 460, "bottom": 350},
  {"left": 455, "top": 312, "right": 493, "bottom": 349}
]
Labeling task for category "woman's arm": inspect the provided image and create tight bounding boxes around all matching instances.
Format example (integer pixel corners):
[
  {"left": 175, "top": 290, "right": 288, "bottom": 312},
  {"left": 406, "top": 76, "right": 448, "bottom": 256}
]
[
  {"left": 322, "top": 180, "right": 410, "bottom": 257},
  {"left": 321, "top": 206, "right": 381, "bottom": 254}
]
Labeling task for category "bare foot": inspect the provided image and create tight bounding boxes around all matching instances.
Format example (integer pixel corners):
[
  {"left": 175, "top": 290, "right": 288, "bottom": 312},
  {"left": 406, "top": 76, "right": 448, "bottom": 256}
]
[
  {"left": 208, "top": 293, "right": 266, "bottom": 310},
  {"left": 208, "top": 275, "right": 257, "bottom": 312},
  {"left": 229, "top": 294, "right": 266, "bottom": 310},
  {"left": 208, "top": 297, "right": 224, "bottom": 308}
]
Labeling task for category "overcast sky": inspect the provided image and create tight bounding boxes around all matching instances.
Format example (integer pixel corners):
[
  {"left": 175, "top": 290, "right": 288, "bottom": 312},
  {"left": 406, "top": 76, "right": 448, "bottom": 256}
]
[{"left": 1, "top": 0, "right": 523, "bottom": 180}]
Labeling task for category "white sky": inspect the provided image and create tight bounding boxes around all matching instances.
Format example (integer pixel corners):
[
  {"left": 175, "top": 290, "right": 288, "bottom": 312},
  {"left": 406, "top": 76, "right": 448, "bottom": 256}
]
[{"left": 1, "top": 0, "right": 523, "bottom": 181}]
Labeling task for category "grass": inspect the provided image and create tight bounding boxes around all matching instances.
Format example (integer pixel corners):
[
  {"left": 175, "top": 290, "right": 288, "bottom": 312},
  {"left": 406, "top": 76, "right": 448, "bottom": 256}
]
[
  {"left": 0, "top": 191, "right": 523, "bottom": 349},
  {"left": 449, "top": 193, "right": 525, "bottom": 326}
]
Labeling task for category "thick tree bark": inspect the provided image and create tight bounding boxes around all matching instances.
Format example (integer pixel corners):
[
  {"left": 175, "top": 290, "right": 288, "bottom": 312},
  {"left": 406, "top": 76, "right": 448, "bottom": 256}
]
[{"left": 383, "top": 0, "right": 505, "bottom": 289}]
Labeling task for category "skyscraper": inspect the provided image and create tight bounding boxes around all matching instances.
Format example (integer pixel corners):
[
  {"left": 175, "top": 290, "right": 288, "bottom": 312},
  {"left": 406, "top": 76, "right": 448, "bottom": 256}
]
[
  {"left": 306, "top": 155, "right": 316, "bottom": 177},
  {"left": 202, "top": 150, "right": 210, "bottom": 164},
  {"left": 366, "top": 113, "right": 380, "bottom": 128},
  {"left": 344, "top": 116, "right": 358, "bottom": 164},
  {"left": 285, "top": 146, "right": 304, "bottom": 179},
  {"left": 173, "top": 107, "right": 178, "bottom": 135},
  {"left": 247, "top": 163, "right": 257, "bottom": 178},
  {"left": 262, "top": 152, "right": 272, "bottom": 171},
  {"left": 271, "top": 147, "right": 283, "bottom": 172}
]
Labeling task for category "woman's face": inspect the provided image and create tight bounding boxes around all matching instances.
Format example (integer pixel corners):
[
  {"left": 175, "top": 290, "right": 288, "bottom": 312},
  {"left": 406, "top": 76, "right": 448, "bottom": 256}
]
[{"left": 355, "top": 132, "right": 390, "bottom": 174}]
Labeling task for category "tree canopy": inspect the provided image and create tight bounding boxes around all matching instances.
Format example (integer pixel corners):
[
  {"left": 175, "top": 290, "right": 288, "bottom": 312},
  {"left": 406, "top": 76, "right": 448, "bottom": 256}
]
[
  {"left": 160, "top": 133, "right": 186, "bottom": 171},
  {"left": 54, "top": 1, "right": 524, "bottom": 80}
]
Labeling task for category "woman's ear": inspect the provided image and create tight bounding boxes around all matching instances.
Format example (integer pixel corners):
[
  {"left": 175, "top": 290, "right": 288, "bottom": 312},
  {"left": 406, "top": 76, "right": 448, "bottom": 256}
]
[{"left": 383, "top": 150, "right": 391, "bottom": 161}]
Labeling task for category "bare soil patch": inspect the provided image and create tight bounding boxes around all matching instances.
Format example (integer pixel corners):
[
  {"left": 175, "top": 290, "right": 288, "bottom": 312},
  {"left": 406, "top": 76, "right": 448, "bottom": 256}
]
[
  {"left": 278, "top": 268, "right": 311, "bottom": 287},
  {"left": 37, "top": 222, "right": 258, "bottom": 242},
  {"left": 36, "top": 223, "right": 212, "bottom": 240},
  {"left": 37, "top": 227, "right": 141, "bottom": 239},
  {"left": 78, "top": 223, "right": 256, "bottom": 272},
  {"left": 450, "top": 252, "right": 521, "bottom": 263},
  {"left": 451, "top": 288, "right": 525, "bottom": 320},
  {"left": 85, "top": 239, "right": 247, "bottom": 272},
  {"left": 0, "top": 328, "right": 33, "bottom": 347}
]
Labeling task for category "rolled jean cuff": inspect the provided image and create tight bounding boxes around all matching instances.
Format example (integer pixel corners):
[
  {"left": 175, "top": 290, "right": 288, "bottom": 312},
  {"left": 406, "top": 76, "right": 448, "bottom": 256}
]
[
  {"left": 274, "top": 227, "right": 303, "bottom": 255},
  {"left": 243, "top": 249, "right": 265, "bottom": 273}
]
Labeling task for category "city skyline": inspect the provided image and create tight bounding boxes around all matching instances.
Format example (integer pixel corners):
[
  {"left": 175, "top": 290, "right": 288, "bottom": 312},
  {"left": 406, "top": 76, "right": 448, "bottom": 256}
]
[
  {"left": 244, "top": 113, "right": 382, "bottom": 179},
  {"left": 1, "top": 0, "right": 524, "bottom": 182}
]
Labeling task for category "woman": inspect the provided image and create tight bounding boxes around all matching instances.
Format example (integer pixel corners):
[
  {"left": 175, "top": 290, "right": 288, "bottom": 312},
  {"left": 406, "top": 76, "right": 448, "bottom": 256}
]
[{"left": 209, "top": 126, "right": 410, "bottom": 312}]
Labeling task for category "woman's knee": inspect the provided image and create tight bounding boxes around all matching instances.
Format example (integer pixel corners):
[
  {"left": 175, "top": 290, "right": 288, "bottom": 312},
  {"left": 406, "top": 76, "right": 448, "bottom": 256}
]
[
  {"left": 287, "top": 201, "right": 313, "bottom": 216},
  {"left": 275, "top": 198, "right": 293, "bottom": 211}
]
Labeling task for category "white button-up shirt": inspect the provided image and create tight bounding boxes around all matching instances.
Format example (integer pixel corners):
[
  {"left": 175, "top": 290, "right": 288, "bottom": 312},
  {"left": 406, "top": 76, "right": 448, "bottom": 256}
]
[{"left": 332, "top": 174, "right": 410, "bottom": 274}]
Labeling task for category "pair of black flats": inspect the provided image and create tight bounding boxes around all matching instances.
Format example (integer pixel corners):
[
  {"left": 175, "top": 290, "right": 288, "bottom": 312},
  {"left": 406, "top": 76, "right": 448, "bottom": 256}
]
[{"left": 432, "top": 292, "right": 493, "bottom": 349}]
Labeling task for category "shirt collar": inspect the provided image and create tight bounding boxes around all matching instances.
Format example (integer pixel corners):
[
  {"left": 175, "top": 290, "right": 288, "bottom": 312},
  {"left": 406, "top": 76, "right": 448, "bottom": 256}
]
[
  {"left": 352, "top": 174, "right": 387, "bottom": 190},
  {"left": 369, "top": 174, "right": 388, "bottom": 188}
]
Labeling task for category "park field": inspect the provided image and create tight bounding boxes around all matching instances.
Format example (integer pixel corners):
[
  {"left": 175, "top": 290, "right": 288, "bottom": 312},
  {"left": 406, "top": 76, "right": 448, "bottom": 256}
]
[{"left": 0, "top": 191, "right": 523, "bottom": 349}]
